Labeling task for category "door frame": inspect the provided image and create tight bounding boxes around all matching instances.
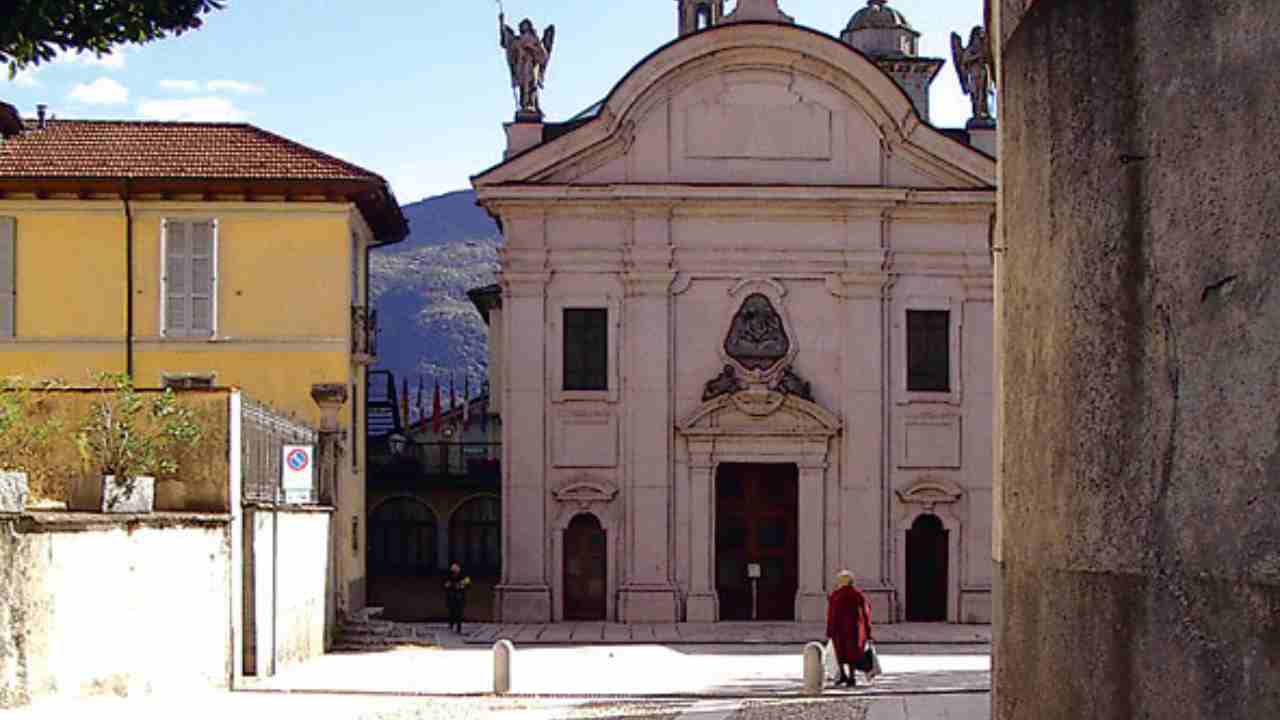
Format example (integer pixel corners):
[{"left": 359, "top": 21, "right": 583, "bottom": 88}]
[
  {"left": 550, "top": 481, "right": 621, "bottom": 621},
  {"left": 894, "top": 506, "right": 962, "bottom": 623}
]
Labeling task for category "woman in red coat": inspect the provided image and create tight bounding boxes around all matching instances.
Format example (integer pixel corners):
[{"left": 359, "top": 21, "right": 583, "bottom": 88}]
[{"left": 826, "top": 570, "right": 872, "bottom": 687}]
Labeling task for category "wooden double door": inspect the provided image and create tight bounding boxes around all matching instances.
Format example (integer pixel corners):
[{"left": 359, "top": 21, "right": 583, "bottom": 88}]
[{"left": 715, "top": 463, "right": 799, "bottom": 621}]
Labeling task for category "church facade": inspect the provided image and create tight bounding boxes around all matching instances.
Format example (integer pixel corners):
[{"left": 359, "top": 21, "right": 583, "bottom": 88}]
[{"left": 472, "top": 0, "right": 997, "bottom": 624}]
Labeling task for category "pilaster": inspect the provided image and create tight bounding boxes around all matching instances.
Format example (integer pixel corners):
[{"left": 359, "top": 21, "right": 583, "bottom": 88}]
[
  {"left": 495, "top": 269, "right": 553, "bottom": 622},
  {"left": 618, "top": 208, "right": 679, "bottom": 622},
  {"left": 685, "top": 443, "right": 719, "bottom": 622}
]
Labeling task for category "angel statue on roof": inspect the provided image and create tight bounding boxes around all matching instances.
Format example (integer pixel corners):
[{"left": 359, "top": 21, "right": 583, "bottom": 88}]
[
  {"left": 951, "top": 25, "right": 994, "bottom": 128},
  {"left": 500, "top": 11, "right": 556, "bottom": 120}
]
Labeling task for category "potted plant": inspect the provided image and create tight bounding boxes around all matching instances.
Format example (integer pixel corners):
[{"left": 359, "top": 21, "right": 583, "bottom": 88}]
[
  {"left": 0, "top": 377, "right": 64, "bottom": 513},
  {"left": 76, "top": 373, "right": 203, "bottom": 514}
]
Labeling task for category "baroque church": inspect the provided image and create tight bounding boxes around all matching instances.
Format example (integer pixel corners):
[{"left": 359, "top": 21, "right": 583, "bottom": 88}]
[{"left": 471, "top": 0, "right": 997, "bottom": 624}]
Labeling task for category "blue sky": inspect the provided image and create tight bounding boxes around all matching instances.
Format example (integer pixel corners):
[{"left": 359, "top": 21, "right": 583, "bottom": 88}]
[{"left": 1, "top": 1, "right": 983, "bottom": 204}]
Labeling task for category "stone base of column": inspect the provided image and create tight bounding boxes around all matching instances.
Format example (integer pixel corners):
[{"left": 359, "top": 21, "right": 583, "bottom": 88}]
[
  {"left": 495, "top": 584, "right": 551, "bottom": 623},
  {"left": 795, "top": 591, "right": 828, "bottom": 622},
  {"left": 619, "top": 584, "right": 679, "bottom": 623},
  {"left": 686, "top": 592, "right": 719, "bottom": 622},
  {"left": 861, "top": 586, "right": 897, "bottom": 624}
]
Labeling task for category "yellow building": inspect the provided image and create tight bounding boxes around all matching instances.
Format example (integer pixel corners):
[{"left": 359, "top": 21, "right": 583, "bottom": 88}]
[{"left": 0, "top": 110, "right": 408, "bottom": 610}]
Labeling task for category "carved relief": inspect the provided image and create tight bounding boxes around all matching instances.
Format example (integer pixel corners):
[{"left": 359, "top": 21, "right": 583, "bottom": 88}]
[
  {"left": 771, "top": 364, "right": 813, "bottom": 401},
  {"left": 702, "top": 364, "right": 744, "bottom": 402},
  {"left": 724, "top": 293, "right": 791, "bottom": 371}
]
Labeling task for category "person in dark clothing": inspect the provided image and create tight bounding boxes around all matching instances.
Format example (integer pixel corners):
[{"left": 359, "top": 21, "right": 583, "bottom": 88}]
[
  {"left": 443, "top": 562, "right": 471, "bottom": 633},
  {"left": 826, "top": 570, "right": 873, "bottom": 687}
]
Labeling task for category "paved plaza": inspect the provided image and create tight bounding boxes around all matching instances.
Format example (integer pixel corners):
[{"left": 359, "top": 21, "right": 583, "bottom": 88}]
[{"left": 9, "top": 625, "right": 991, "bottom": 720}]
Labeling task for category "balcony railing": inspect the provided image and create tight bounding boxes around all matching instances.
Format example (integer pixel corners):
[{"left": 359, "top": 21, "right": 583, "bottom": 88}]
[
  {"left": 401, "top": 442, "right": 500, "bottom": 479},
  {"left": 352, "top": 305, "right": 377, "bottom": 364}
]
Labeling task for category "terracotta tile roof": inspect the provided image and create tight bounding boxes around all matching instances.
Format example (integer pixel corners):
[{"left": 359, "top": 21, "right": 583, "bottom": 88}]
[
  {"left": 0, "top": 119, "right": 409, "bottom": 243},
  {"left": 0, "top": 119, "right": 381, "bottom": 181}
]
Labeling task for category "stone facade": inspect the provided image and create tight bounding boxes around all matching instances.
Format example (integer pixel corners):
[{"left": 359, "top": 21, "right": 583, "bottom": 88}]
[
  {"left": 474, "top": 5, "right": 996, "bottom": 624},
  {"left": 993, "top": 1, "right": 1280, "bottom": 718}
]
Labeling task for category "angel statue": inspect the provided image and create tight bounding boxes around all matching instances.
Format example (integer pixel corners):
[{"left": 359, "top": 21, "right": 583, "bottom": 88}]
[
  {"left": 951, "top": 25, "right": 994, "bottom": 127},
  {"left": 500, "top": 13, "right": 556, "bottom": 120}
]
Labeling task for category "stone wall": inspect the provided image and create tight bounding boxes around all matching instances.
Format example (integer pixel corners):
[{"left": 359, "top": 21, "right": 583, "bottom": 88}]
[
  {"left": 0, "top": 513, "right": 232, "bottom": 709},
  {"left": 995, "top": 2, "right": 1280, "bottom": 718}
]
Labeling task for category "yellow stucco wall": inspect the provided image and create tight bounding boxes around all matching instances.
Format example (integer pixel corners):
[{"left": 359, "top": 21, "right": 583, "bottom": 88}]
[{"left": 0, "top": 199, "right": 361, "bottom": 425}]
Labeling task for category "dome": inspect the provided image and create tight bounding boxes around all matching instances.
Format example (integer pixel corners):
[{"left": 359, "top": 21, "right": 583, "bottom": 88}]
[{"left": 845, "top": 0, "right": 913, "bottom": 33}]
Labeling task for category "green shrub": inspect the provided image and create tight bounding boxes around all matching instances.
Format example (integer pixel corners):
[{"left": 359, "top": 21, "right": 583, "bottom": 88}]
[
  {"left": 76, "top": 372, "right": 203, "bottom": 480},
  {"left": 0, "top": 377, "right": 67, "bottom": 492}
]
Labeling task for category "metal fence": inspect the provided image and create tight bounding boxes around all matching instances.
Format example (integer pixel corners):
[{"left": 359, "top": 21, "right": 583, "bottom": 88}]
[{"left": 241, "top": 398, "right": 322, "bottom": 505}]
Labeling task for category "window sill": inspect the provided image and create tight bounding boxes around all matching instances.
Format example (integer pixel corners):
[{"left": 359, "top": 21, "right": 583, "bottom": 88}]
[
  {"left": 554, "top": 389, "right": 615, "bottom": 403},
  {"left": 897, "top": 391, "right": 961, "bottom": 406}
]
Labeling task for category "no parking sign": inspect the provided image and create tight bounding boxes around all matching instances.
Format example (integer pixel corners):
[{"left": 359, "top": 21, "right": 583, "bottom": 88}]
[{"left": 281, "top": 445, "right": 314, "bottom": 503}]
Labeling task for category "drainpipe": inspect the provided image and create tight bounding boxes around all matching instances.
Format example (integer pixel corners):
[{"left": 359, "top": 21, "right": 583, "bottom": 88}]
[{"left": 123, "top": 180, "right": 134, "bottom": 378}]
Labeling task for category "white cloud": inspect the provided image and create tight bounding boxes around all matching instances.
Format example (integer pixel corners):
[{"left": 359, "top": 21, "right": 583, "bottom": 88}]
[
  {"left": 137, "top": 97, "right": 249, "bottom": 122},
  {"left": 9, "top": 70, "right": 40, "bottom": 88},
  {"left": 160, "top": 79, "right": 201, "bottom": 93},
  {"left": 68, "top": 77, "right": 130, "bottom": 105},
  {"left": 206, "top": 80, "right": 265, "bottom": 95},
  {"left": 54, "top": 48, "right": 126, "bottom": 70}
]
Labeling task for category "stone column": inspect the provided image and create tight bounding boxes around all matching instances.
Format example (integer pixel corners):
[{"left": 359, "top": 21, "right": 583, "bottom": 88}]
[
  {"left": 494, "top": 216, "right": 552, "bottom": 621},
  {"left": 310, "top": 383, "right": 354, "bottom": 616},
  {"left": 619, "top": 210, "right": 679, "bottom": 622},
  {"left": 685, "top": 442, "right": 718, "bottom": 622},
  {"left": 795, "top": 444, "right": 829, "bottom": 621}
]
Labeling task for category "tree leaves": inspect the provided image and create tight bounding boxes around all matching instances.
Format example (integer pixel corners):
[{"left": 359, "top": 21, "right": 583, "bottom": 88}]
[{"left": 1, "top": 1, "right": 226, "bottom": 76}]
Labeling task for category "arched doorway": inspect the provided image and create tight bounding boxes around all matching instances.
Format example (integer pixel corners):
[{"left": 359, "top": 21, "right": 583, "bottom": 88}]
[
  {"left": 368, "top": 498, "right": 438, "bottom": 576},
  {"left": 449, "top": 496, "right": 501, "bottom": 575},
  {"left": 906, "top": 513, "right": 949, "bottom": 622},
  {"left": 563, "top": 514, "right": 607, "bottom": 621}
]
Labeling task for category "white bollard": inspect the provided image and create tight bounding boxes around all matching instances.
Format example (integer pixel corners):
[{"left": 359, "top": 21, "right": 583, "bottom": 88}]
[
  {"left": 494, "top": 639, "right": 514, "bottom": 694},
  {"left": 803, "top": 641, "right": 825, "bottom": 696}
]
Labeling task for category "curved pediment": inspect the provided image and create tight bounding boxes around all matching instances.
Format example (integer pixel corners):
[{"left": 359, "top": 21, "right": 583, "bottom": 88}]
[
  {"left": 474, "top": 22, "right": 995, "bottom": 189},
  {"left": 895, "top": 476, "right": 964, "bottom": 506},
  {"left": 552, "top": 477, "right": 619, "bottom": 504},
  {"left": 677, "top": 389, "right": 841, "bottom": 437}
]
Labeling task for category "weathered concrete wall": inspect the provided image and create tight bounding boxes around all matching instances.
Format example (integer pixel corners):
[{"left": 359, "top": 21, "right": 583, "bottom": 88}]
[
  {"left": 0, "top": 514, "right": 231, "bottom": 709},
  {"left": 994, "top": 2, "right": 1280, "bottom": 718},
  {"left": 244, "top": 507, "right": 331, "bottom": 676}
]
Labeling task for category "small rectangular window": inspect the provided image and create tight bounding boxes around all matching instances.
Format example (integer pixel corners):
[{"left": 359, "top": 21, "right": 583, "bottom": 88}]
[
  {"left": 161, "top": 373, "right": 215, "bottom": 390},
  {"left": 907, "top": 310, "right": 950, "bottom": 392},
  {"left": 563, "top": 308, "right": 608, "bottom": 391}
]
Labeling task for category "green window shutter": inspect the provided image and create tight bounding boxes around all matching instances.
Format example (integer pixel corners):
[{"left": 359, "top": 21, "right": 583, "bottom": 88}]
[
  {"left": 0, "top": 217, "right": 14, "bottom": 338},
  {"left": 190, "top": 220, "right": 216, "bottom": 336},
  {"left": 164, "top": 220, "right": 190, "bottom": 336}
]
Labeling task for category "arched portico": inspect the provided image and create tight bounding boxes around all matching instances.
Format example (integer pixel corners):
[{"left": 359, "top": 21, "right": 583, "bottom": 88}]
[{"left": 677, "top": 389, "right": 841, "bottom": 622}]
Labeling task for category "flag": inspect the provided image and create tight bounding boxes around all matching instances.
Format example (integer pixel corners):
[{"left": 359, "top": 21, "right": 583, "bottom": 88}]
[
  {"left": 431, "top": 379, "right": 442, "bottom": 434},
  {"left": 462, "top": 376, "right": 471, "bottom": 430},
  {"left": 417, "top": 375, "right": 425, "bottom": 423},
  {"left": 450, "top": 375, "right": 457, "bottom": 414},
  {"left": 400, "top": 377, "right": 409, "bottom": 428},
  {"left": 480, "top": 380, "right": 490, "bottom": 434}
]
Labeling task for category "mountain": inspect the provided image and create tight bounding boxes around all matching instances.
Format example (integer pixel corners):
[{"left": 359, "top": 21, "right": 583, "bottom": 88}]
[{"left": 370, "top": 189, "right": 500, "bottom": 393}]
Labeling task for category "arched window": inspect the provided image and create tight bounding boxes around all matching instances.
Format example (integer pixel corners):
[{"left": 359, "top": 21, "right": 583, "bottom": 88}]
[
  {"left": 450, "top": 496, "right": 501, "bottom": 575},
  {"left": 368, "top": 498, "right": 438, "bottom": 575}
]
